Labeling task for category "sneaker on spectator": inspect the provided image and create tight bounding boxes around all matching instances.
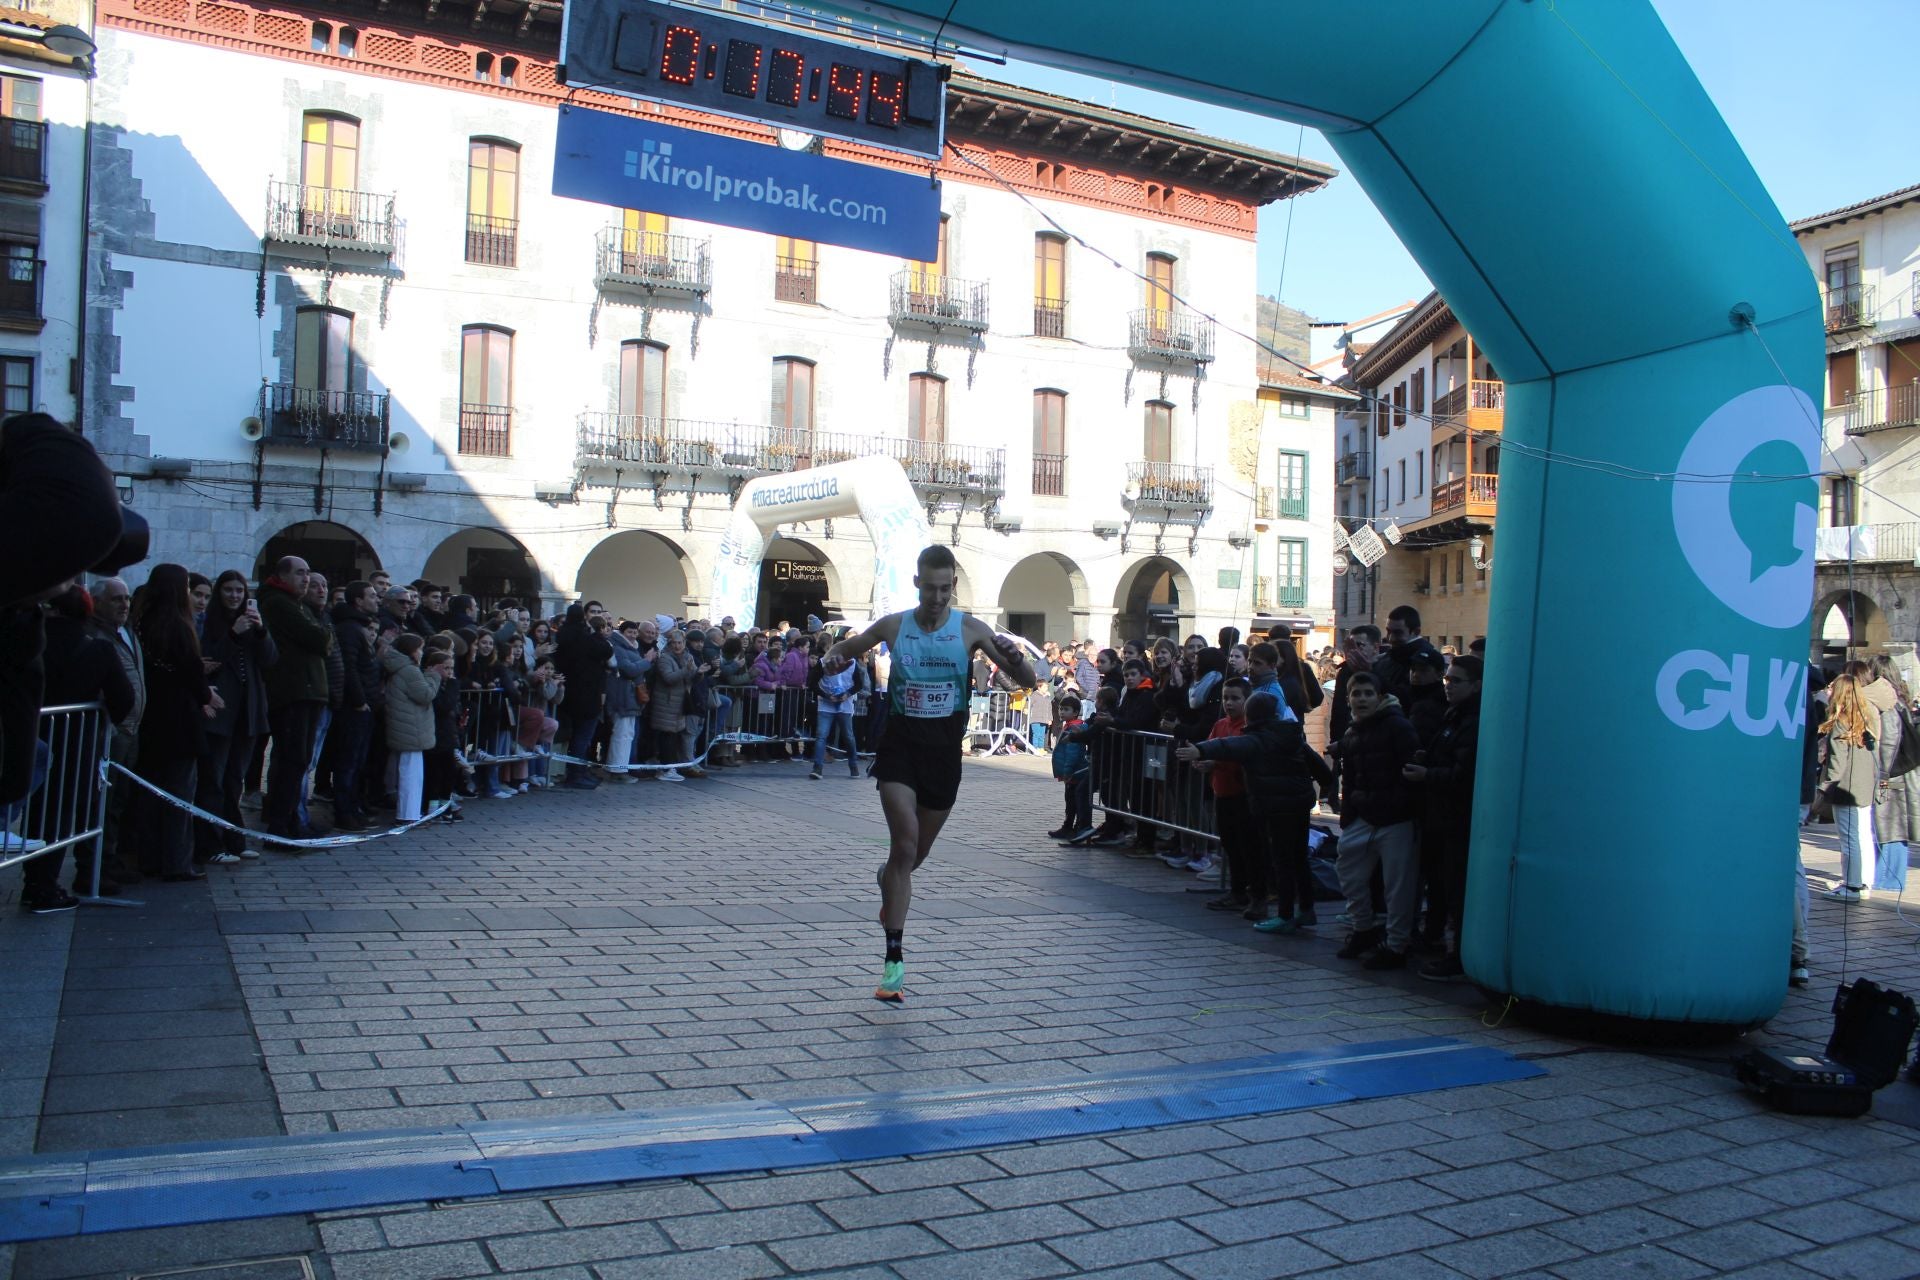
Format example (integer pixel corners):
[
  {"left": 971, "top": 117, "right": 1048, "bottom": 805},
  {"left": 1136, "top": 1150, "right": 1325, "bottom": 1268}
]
[
  {"left": 20, "top": 887, "right": 78, "bottom": 914},
  {"left": 601, "top": 772, "right": 636, "bottom": 785},
  {"left": 1047, "top": 826, "right": 1072, "bottom": 840},
  {"left": 1064, "top": 827, "right": 1097, "bottom": 844},
  {"left": 1158, "top": 852, "right": 1190, "bottom": 868},
  {"left": 660, "top": 769, "right": 686, "bottom": 782},
  {"left": 240, "top": 790, "right": 264, "bottom": 812},
  {"left": 516, "top": 782, "right": 530, "bottom": 793},
  {"left": 1254, "top": 915, "right": 1299, "bottom": 934},
  {"left": 809, "top": 768, "right": 823, "bottom": 780},
  {"left": 209, "top": 851, "right": 242, "bottom": 865},
  {"left": 487, "top": 787, "right": 516, "bottom": 800},
  {"left": 1186, "top": 856, "right": 1217, "bottom": 874},
  {"left": 238, "top": 846, "right": 262, "bottom": 860},
  {"left": 683, "top": 767, "right": 708, "bottom": 779},
  {"left": 1420, "top": 954, "right": 1468, "bottom": 983},
  {"left": 1789, "top": 962, "right": 1811, "bottom": 988},
  {"left": 0, "top": 832, "right": 46, "bottom": 854}
]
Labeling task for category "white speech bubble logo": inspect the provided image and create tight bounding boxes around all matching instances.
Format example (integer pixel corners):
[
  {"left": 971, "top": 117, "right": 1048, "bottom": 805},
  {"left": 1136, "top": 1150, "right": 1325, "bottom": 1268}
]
[{"left": 1671, "top": 386, "right": 1819, "bottom": 629}]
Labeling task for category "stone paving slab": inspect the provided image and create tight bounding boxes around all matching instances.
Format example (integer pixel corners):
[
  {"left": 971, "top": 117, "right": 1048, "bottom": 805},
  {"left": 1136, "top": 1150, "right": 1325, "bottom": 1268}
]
[{"left": 2, "top": 754, "right": 1919, "bottom": 1278}]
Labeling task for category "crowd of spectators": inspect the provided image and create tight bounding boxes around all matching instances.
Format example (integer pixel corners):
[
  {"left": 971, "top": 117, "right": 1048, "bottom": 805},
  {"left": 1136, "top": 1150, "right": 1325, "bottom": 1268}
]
[
  {"left": 1035, "top": 606, "right": 1486, "bottom": 983},
  {"left": 13, "top": 557, "right": 901, "bottom": 913}
]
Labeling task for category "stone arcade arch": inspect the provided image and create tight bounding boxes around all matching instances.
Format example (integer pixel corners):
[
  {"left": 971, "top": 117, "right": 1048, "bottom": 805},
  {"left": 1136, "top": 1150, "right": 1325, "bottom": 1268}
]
[
  {"left": 1112, "top": 556, "right": 1194, "bottom": 648},
  {"left": 847, "top": 0, "right": 1820, "bottom": 1031},
  {"left": 422, "top": 528, "right": 541, "bottom": 614},
  {"left": 576, "top": 529, "right": 694, "bottom": 622},
  {"left": 254, "top": 520, "right": 380, "bottom": 590},
  {"left": 1813, "top": 588, "right": 1892, "bottom": 664},
  {"left": 710, "top": 457, "right": 933, "bottom": 628},
  {"left": 997, "top": 552, "right": 1089, "bottom": 645}
]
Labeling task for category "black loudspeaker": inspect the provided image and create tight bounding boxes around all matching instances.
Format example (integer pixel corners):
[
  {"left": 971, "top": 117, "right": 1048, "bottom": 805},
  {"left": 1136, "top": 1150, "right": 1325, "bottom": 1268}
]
[
  {"left": 1735, "top": 1049, "right": 1871, "bottom": 1118},
  {"left": 1827, "top": 979, "right": 1918, "bottom": 1090}
]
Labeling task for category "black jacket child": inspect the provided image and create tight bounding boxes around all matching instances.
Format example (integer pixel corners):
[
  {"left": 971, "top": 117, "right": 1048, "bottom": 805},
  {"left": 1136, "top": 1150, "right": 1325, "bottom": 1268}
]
[
  {"left": 1336, "top": 695, "right": 1420, "bottom": 827},
  {"left": 1191, "top": 713, "right": 1331, "bottom": 819}
]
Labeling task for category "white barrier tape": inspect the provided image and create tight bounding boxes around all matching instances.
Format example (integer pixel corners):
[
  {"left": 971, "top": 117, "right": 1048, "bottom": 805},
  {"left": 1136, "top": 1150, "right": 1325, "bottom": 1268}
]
[{"left": 103, "top": 761, "right": 454, "bottom": 849}]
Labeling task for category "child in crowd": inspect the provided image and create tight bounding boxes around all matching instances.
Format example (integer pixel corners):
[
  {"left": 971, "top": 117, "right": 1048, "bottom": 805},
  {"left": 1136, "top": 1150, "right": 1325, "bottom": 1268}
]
[
  {"left": 1049, "top": 695, "right": 1094, "bottom": 842},
  {"left": 1190, "top": 677, "right": 1254, "bottom": 914},
  {"left": 1063, "top": 685, "right": 1122, "bottom": 846}
]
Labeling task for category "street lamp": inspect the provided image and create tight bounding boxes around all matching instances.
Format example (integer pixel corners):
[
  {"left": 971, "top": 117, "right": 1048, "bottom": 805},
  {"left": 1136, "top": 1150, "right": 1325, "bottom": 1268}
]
[
  {"left": 0, "top": 20, "right": 96, "bottom": 65},
  {"left": 1469, "top": 534, "right": 1492, "bottom": 572}
]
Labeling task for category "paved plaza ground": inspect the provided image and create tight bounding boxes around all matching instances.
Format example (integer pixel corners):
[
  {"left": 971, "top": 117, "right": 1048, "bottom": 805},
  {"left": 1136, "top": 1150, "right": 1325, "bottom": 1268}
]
[{"left": 3, "top": 753, "right": 1920, "bottom": 1280}]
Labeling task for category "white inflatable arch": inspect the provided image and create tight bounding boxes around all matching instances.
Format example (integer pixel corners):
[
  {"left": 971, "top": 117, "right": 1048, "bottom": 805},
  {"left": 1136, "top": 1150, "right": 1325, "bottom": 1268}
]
[{"left": 710, "top": 456, "right": 935, "bottom": 626}]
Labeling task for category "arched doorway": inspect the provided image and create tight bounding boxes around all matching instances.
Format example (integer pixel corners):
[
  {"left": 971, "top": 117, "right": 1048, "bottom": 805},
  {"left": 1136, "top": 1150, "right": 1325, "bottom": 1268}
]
[
  {"left": 1814, "top": 588, "right": 1890, "bottom": 667},
  {"left": 759, "top": 536, "right": 840, "bottom": 630},
  {"left": 576, "top": 530, "right": 693, "bottom": 622},
  {"left": 1113, "top": 556, "right": 1194, "bottom": 647},
  {"left": 422, "top": 528, "right": 540, "bottom": 613},
  {"left": 254, "top": 520, "right": 380, "bottom": 591},
  {"left": 998, "top": 551, "right": 1088, "bottom": 644}
]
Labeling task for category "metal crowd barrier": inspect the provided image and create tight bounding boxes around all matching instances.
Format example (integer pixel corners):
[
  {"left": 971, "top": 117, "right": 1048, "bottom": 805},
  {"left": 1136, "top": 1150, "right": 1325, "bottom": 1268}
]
[
  {"left": 1091, "top": 727, "right": 1219, "bottom": 843},
  {"left": 732, "top": 685, "right": 815, "bottom": 746},
  {"left": 968, "top": 690, "right": 1033, "bottom": 755},
  {"left": 458, "top": 688, "right": 528, "bottom": 764},
  {"left": 3, "top": 702, "right": 109, "bottom": 876}
]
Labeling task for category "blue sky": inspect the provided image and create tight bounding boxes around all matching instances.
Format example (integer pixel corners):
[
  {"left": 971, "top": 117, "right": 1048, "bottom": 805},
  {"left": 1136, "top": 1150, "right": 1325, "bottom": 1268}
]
[{"left": 991, "top": 0, "right": 1909, "bottom": 327}]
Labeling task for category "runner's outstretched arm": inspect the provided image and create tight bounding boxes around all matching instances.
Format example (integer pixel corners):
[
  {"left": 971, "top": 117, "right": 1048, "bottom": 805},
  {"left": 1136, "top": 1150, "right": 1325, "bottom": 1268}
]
[
  {"left": 963, "top": 617, "right": 1039, "bottom": 689},
  {"left": 824, "top": 615, "right": 900, "bottom": 674}
]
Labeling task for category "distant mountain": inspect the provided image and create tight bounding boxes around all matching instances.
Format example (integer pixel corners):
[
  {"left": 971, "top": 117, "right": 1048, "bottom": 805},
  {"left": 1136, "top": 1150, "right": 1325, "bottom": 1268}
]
[{"left": 1256, "top": 295, "right": 1313, "bottom": 383}]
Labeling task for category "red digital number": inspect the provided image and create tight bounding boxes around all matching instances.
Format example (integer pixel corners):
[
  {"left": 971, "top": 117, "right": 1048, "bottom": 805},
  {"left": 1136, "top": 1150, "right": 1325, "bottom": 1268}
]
[
  {"left": 867, "top": 71, "right": 903, "bottom": 127},
  {"left": 660, "top": 24, "right": 699, "bottom": 85},
  {"left": 826, "top": 63, "right": 862, "bottom": 120}
]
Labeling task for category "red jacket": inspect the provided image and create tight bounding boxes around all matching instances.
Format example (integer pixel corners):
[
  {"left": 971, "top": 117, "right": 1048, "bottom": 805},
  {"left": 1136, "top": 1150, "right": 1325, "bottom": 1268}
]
[{"left": 1205, "top": 714, "right": 1247, "bottom": 797}]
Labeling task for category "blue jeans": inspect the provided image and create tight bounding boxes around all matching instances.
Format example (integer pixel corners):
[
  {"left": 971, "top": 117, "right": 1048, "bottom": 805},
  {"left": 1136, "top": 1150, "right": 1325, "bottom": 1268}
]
[
  {"left": 296, "top": 706, "right": 332, "bottom": 829},
  {"left": 812, "top": 708, "right": 858, "bottom": 773}
]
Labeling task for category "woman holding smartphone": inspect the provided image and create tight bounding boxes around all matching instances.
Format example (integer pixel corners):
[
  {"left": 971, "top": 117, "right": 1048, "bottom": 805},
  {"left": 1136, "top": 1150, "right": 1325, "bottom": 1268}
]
[{"left": 195, "top": 570, "right": 276, "bottom": 865}]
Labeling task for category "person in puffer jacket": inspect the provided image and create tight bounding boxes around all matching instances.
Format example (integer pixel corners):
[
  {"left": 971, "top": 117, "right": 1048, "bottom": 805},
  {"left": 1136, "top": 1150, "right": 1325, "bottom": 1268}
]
[
  {"left": 1331, "top": 671, "right": 1420, "bottom": 970},
  {"left": 382, "top": 634, "right": 439, "bottom": 822}
]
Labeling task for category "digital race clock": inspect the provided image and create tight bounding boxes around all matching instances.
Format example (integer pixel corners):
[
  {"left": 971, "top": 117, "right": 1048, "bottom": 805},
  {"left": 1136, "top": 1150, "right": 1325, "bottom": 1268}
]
[{"left": 561, "top": 0, "right": 947, "bottom": 160}]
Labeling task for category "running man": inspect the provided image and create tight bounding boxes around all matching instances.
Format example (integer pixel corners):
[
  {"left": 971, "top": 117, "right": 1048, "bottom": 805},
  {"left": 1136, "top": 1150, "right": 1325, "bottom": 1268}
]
[{"left": 822, "top": 545, "right": 1036, "bottom": 1002}]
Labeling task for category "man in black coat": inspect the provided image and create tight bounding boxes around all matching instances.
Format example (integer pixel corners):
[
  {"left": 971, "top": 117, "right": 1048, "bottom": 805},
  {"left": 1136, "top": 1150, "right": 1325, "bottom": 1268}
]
[
  {"left": 554, "top": 605, "right": 611, "bottom": 788},
  {"left": 1403, "top": 648, "right": 1448, "bottom": 747},
  {"left": 331, "top": 581, "right": 383, "bottom": 831},
  {"left": 1371, "top": 605, "right": 1442, "bottom": 707},
  {"left": 1405, "top": 655, "right": 1482, "bottom": 982}
]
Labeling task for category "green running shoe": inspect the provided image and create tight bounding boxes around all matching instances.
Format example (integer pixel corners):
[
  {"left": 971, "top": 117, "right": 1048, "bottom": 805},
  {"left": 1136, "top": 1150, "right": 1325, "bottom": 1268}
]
[{"left": 874, "top": 959, "right": 905, "bottom": 1003}]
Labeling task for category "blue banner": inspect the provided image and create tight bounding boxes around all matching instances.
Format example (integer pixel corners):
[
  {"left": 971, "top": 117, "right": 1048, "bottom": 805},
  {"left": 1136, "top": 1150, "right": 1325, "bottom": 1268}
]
[{"left": 552, "top": 106, "right": 941, "bottom": 259}]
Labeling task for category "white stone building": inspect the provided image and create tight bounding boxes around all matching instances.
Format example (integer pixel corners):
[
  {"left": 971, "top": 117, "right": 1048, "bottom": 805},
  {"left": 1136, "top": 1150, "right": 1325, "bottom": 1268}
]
[
  {"left": 78, "top": 0, "right": 1339, "bottom": 648},
  {"left": 0, "top": 0, "right": 92, "bottom": 426},
  {"left": 1793, "top": 181, "right": 1920, "bottom": 660}
]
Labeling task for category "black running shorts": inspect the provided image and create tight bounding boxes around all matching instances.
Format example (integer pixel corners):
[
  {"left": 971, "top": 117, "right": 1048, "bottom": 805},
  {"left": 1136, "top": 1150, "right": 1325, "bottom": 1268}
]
[{"left": 870, "top": 715, "right": 965, "bottom": 811}]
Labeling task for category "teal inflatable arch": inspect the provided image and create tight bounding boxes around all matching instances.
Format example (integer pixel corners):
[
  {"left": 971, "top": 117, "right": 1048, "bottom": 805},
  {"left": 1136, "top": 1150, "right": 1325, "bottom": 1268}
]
[{"left": 838, "top": 0, "right": 1819, "bottom": 1032}]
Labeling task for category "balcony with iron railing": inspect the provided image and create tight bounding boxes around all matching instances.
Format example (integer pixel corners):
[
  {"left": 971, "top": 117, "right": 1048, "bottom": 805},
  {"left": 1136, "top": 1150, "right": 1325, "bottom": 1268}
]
[
  {"left": 1127, "top": 309, "right": 1215, "bottom": 365},
  {"left": 774, "top": 255, "right": 816, "bottom": 304},
  {"left": 803, "top": 430, "right": 1005, "bottom": 498},
  {"left": 596, "top": 227, "right": 713, "bottom": 297},
  {"left": 1126, "top": 460, "right": 1214, "bottom": 511},
  {"left": 0, "top": 118, "right": 45, "bottom": 189},
  {"left": 1432, "top": 379, "right": 1506, "bottom": 433},
  {"left": 1276, "top": 485, "right": 1307, "bottom": 520},
  {"left": 260, "top": 385, "right": 390, "bottom": 452},
  {"left": 889, "top": 270, "right": 990, "bottom": 333},
  {"left": 1336, "top": 450, "right": 1369, "bottom": 484},
  {"left": 465, "top": 214, "right": 518, "bottom": 268},
  {"left": 1912, "top": 271, "right": 1919, "bottom": 318},
  {"left": 1815, "top": 521, "right": 1920, "bottom": 566},
  {"left": 264, "top": 180, "right": 397, "bottom": 253},
  {"left": 1825, "top": 282, "right": 1875, "bottom": 334},
  {"left": 1275, "top": 575, "right": 1308, "bottom": 609},
  {"left": 1032, "top": 451, "right": 1065, "bottom": 496},
  {"left": 458, "top": 403, "right": 512, "bottom": 457},
  {"left": 1842, "top": 384, "right": 1920, "bottom": 436},
  {"left": 575, "top": 414, "right": 798, "bottom": 476},
  {"left": 0, "top": 256, "right": 42, "bottom": 329},
  {"left": 1034, "top": 297, "right": 1065, "bottom": 338}
]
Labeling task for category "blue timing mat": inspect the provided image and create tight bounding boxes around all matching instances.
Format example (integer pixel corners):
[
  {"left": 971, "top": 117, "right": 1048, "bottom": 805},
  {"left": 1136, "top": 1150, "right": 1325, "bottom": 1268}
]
[{"left": 0, "top": 1036, "right": 1541, "bottom": 1241}]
